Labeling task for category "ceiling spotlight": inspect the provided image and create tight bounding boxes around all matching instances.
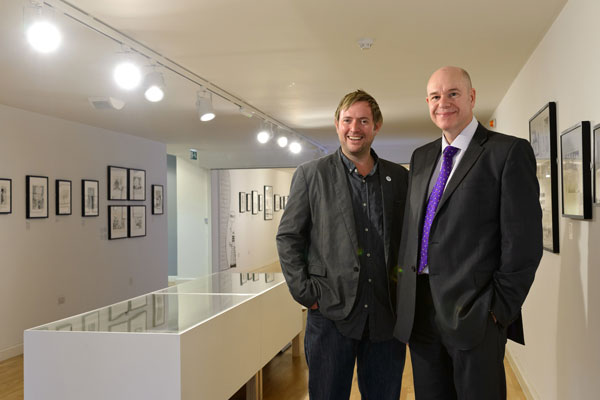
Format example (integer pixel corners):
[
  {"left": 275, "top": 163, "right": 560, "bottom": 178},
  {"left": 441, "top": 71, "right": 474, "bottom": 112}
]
[
  {"left": 144, "top": 71, "right": 165, "bottom": 102},
  {"left": 289, "top": 141, "right": 302, "bottom": 154},
  {"left": 114, "top": 62, "right": 142, "bottom": 90},
  {"left": 257, "top": 130, "right": 270, "bottom": 144},
  {"left": 196, "top": 89, "right": 215, "bottom": 122},
  {"left": 26, "top": 20, "right": 61, "bottom": 53},
  {"left": 277, "top": 136, "right": 288, "bottom": 148}
]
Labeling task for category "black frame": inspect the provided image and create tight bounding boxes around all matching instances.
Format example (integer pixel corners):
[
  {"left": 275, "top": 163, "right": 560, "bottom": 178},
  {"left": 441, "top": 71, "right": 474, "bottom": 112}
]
[
  {"left": 529, "top": 102, "right": 559, "bottom": 253},
  {"left": 251, "top": 190, "right": 259, "bottom": 215},
  {"left": 55, "top": 179, "right": 72, "bottom": 216},
  {"left": 128, "top": 168, "right": 146, "bottom": 201},
  {"left": 26, "top": 175, "right": 49, "bottom": 219},
  {"left": 82, "top": 179, "right": 100, "bottom": 217},
  {"left": 594, "top": 124, "right": 600, "bottom": 205},
  {"left": 264, "top": 185, "right": 273, "bottom": 220},
  {"left": 152, "top": 185, "right": 164, "bottom": 215},
  {"left": 239, "top": 191, "right": 246, "bottom": 213},
  {"left": 108, "top": 205, "right": 128, "bottom": 240},
  {"left": 107, "top": 166, "right": 128, "bottom": 200},
  {"left": 0, "top": 178, "right": 12, "bottom": 214},
  {"left": 129, "top": 205, "right": 147, "bottom": 238},
  {"left": 560, "top": 121, "right": 592, "bottom": 219}
]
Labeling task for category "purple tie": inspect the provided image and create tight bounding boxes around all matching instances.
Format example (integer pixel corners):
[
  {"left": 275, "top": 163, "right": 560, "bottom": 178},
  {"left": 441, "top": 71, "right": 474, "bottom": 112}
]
[{"left": 418, "top": 145, "right": 459, "bottom": 273}]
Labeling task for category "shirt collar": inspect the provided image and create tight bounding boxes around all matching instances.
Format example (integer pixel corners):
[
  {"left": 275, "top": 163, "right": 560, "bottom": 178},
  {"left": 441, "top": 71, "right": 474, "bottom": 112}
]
[
  {"left": 338, "top": 147, "right": 379, "bottom": 176},
  {"left": 441, "top": 116, "right": 478, "bottom": 152}
]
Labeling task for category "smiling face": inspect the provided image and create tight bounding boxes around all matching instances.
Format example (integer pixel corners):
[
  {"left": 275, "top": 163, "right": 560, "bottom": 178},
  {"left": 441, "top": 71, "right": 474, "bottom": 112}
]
[
  {"left": 335, "top": 101, "right": 381, "bottom": 160},
  {"left": 426, "top": 66, "right": 476, "bottom": 141}
]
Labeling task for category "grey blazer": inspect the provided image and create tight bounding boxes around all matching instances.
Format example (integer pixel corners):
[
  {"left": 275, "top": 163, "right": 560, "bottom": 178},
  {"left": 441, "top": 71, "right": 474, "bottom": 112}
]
[
  {"left": 276, "top": 149, "right": 408, "bottom": 320},
  {"left": 394, "top": 124, "right": 543, "bottom": 349}
]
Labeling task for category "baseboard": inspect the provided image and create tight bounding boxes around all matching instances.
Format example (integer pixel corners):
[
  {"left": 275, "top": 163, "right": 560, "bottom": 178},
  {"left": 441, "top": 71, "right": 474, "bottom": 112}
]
[
  {"left": 0, "top": 343, "right": 23, "bottom": 362},
  {"left": 505, "top": 348, "right": 536, "bottom": 400}
]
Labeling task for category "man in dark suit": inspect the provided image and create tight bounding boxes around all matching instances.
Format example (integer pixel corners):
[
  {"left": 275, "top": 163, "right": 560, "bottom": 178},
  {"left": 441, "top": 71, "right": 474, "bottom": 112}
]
[
  {"left": 394, "top": 66, "right": 543, "bottom": 399},
  {"left": 277, "top": 90, "right": 409, "bottom": 399}
]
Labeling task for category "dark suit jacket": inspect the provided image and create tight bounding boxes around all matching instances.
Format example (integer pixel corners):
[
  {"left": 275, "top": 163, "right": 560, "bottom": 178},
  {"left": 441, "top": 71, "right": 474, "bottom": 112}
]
[
  {"left": 276, "top": 148, "right": 408, "bottom": 320},
  {"left": 394, "top": 124, "right": 543, "bottom": 350}
]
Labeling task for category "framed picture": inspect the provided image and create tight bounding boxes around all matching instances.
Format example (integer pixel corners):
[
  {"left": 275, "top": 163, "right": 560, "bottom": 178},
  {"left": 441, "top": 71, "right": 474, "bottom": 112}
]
[
  {"left": 153, "top": 294, "right": 165, "bottom": 327},
  {"left": 239, "top": 192, "right": 246, "bottom": 213},
  {"left": 109, "top": 302, "right": 129, "bottom": 321},
  {"left": 282, "top": 196, "right": 287, "bottom": 209},
  {"left": 594, "top": 124, "right": 600, "bottom": 205},
  {"left": 82, "top": 179, "right": 99, "bottom": 217},
  {"left": 251, "top": 190, "right": 259, "bottom": 215},
  {"left": 129, "top": 295, "right": 147, "bottom": 310},
  {"left": 26, "top": 175, "right": 48, "bottom": 219},
  {"left": 55, "top": 179, "right": 72, "bottom": 216},
  {"left": 258, "top": 194, "right": 263, "bottom": 211},
  {"left": 129, "top": 311, "right": 147, "bottom": 333},
  {"left": 239, "top": 273, "right": 248, "bottom": 285},
  {"left": 83, "top": 312, "right": 99, "bottom": 331},
  {"left": 0, "top": 178, "right": 12, "bottom": 214},
  {"left": 108, "top": 206, "right": 128, "bottom": 240},
  {"left": 560, "top": 121, "right": 592, "bottom": 219},
  {"left": 265, "top": 273, "right": 275, "bottom": 283},
  {"left": 129, "top": 205, "right": 146, "bottom": 237},
  {"left": 108, "top": 166, "right": 128, "bottom": 200},
  {"left": 246, "top": 193, "right": 251, "bottom": 212},
  {"left": 264, "top": 185, "right": 273, "bottom": 220},
  {"left": 128, "top": 168, "right": 146, "bottom": 201},
  {"left": 152, "top": 185, "right": 164, "bottom": 215},
  {"left": 529, "top": 102, "right": 559, "bottom": 253},
  {"left": 274, "top": 194, "right": 281, "bottom": 211}
]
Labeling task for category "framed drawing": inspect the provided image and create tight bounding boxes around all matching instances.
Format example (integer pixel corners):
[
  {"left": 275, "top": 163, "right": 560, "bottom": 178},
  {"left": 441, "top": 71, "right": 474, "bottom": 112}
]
[
  {"left": 265, "top": 273, "right": 275, "bottom": 283},
  {"left": 83, "top": 312, "right": 99, "bottom": 331},
  {"left": 107, "top": 166, "right": 128, "bottom": 200},
  {"left": 594, "top": 124, "right": 600, "bottom": 205},
  {"left": 264, "top": 185, "right": 273, "bottom": 220},
  {"left": 560, "top": 121, "right": 592, "bottom": 219},
  {"left": 0, "top": 178, "right": 12, "bottom": 214},
  {"left": 82, "top": 179, "right": 99, "bottom": 217},
  {"left": 274, "top": 194, "right": 281, "bottom": 211},
  {"left": 239, "top": 273, "right": 248, "bottom": 285},
  {"left": 26, "top": 175, "right": 48, "bottom": 219},
  {"left": 128, "top": 311, "right": 147, "bottom": 333},
  {"left": 55, "top": 179, "right": 72, "bottom": 216},
  {"left": 153, "top": 294, "right": 165, "bottom": 327},
  {"left": 251, "top": 190, "right": 259, "bottom": 215},
  {"left": 152, "top": 185, "right": 164, "bottom": 215},
  {"left": 283, "top": 196, "right": 287, "bottom": 209},
  {"left": 246, "top": 193, "right": 251, "bottom": 212},
  {"left": 128, "top": 168, "right": 146, "bottom": 201},
  {"left": 108, "top": 205, "right": 128, "bottom": 240},
  {"left": 258, "top": 194, "right": 263, "bottom": 211},
  {"left": 129, "top": 205, "right": 146, "bottom": 237},
  {"left": 239, "top": 192, "right": 246, "bottom": 213},
  {"left": 529, "top": 102, "right": 559, "bottom": 253}
]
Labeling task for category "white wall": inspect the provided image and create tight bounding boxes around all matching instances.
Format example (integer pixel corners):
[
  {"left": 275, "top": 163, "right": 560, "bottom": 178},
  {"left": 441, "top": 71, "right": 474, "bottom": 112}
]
[
  {"left": 176, "top": 157, "right": 211, "bottom": 278},
  {"left": 491, "top": 0, "right": 599, "bottom": 398},
  {"left": 0, "top": 104, "right": 168, "bottom": 361}
]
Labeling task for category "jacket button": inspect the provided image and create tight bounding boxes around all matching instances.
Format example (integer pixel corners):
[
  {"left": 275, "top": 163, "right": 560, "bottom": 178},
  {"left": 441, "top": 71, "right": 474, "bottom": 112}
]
[
  {"left": 354, "top": 267, "right": 359, "bottom": 272},
  {"left": 411, "top": 266, "right": 416, "bottom": 272}
]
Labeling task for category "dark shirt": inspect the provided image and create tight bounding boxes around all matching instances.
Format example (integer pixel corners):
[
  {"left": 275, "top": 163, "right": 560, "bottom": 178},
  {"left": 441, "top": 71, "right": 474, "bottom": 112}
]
[{"left": 335, "top": 149, "right": 395, "bottom": 341}]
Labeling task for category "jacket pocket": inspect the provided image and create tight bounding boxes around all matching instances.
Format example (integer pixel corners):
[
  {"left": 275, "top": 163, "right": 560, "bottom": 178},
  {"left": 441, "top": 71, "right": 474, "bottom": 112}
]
[{"left": 308, "top": 264, "right": 327, "bottom": 277}]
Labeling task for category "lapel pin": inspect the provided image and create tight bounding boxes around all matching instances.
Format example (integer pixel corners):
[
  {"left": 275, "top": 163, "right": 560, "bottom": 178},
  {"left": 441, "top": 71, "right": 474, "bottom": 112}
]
[{"left": 386, "top": 176, "right": 391, "bottom": 182}]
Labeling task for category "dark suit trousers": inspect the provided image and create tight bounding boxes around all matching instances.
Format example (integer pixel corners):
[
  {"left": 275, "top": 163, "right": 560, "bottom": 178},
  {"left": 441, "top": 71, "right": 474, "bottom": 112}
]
[{"left": 409, "top": 275, "right": 507, "bottom": 400}]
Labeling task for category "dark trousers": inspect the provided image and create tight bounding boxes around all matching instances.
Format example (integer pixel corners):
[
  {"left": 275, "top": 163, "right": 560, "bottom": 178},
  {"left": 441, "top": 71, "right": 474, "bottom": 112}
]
[
  {"left": 304, "top": 308, "right": 406, "bottom": 400},
  {"left": 409, "top": 275, "right": 507, "bottom": 400}
]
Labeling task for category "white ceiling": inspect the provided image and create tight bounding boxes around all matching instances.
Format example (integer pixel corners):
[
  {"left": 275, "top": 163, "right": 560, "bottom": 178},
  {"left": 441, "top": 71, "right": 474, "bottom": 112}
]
[{"left": 0, "top": 0, "right": 566, "bottom": 167}]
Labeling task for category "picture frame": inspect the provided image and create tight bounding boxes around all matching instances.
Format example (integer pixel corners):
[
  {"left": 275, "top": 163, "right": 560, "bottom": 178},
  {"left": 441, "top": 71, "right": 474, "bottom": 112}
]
[
  {"left": 251, "top": 190, "right": 259, "bottom": 215},
  {"left": 264, "top": 185, "right": 273, "bottom": 220},
  {"left": 128, "top": 168, "right": 146, "bottom": 201},
  {"left": 258, "top": 194, "right": 263, "bottom": 211},
  {"left": 107, "top": 166, "right": 128, "bottom": 200},
  {"left": 0, "top": 178, "right": 12, "bottom": 214},
  {"left": 246, "top": 193, "right": 251, "bottom": 212},
  {"left": 82, "top": 179, "right": 99, "bottom": 217},
  {"left": 594, "top": 124, "right": 600, "bottom": 205},
  {"left": 239, "top": 192, "right": 246, "bottom": 213},
  {"left": 153, "top": 294, "right": 165, "bottom": 327},
  {"left": 529, "top": 102, "right": 559, "bottom": 253},
  {"left": 129, "top": 295, "right": 147, "bottom": 310},
  {"left": 55, "top": 179, "right": 72, "bottom": 216},
  {"left": 274, "top": 194, "right": 281, "bottom": 211},
  {"left": 109, "top": 302, "right": 129, "bottom": 321},
  {"left": 26, "top": 175, "right": 48, "bottom": 219},
  {"left": 560, "top": 121, "right": 592, "bottom": 220},
  {"left": 108, "top": 205, "right": 128, "bottom": 240},
  {"left": 83, "top": 312, "right": 100, "bottom": 331},
  {"left": 129, "top": 205, "right": 146, "bottom": 237},
  {"left": 152, "top": 185, "right": 164, "bottom": 215},
  {"left": 282, "top": 196, "right": 287, "bottom": 209},
  {"left": 128, "top": 311, "right": 147, "bottom": 333}
]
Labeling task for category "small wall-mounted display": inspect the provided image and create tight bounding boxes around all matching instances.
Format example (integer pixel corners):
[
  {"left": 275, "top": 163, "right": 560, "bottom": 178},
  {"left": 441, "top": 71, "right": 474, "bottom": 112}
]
[
  {"left": 153, "top": 294, "right": 165, "bottom": 327},
  {"left": 258, "top": 194, "right": 263, "bottom": 211},
  {"left": 128, "top": 168, "right": 146, "bottom": 201},
  {"left": 251, "top": 190, "right": 259, "bottom": 215},
  {"left": 152, "top": 185, "right": 164, "bottom": 215},
  {"left": 560, "top": 121, "right": 592, "bottom": 219},
  {"left": 129, "top": 205, "right": 146, "bottom": 237},
  {"left": 274, "top": 194, "right": 281, "bottom": 211},
  {"left": 0, "top": 178, "right": 12, "bottom": 214},
  {"left": 56, "top": 179, "right": 72, "bottom": 216},
  {"left": 239, "top": 191, "right": 246, "bottom": 213},
  {"left": 108, "top": 205, "right": 128, "bottom": 240},
  {"left": 26, "top": 175, "right": 48, "bottom": 219},
  {"left": 108, "top": 166, "right": 128, "bottom": 200},
  {"left": 594, "top": 124, "right": 600, "bottom": 205},
  {"left": 264, "top": 185, "right": 273, "bottom": 220},
  {"left": 82, "top": 179, "right": 99, "bottom": 217},
  {"left": 246, "top": 193, "right": 251, "bottom": 212}
]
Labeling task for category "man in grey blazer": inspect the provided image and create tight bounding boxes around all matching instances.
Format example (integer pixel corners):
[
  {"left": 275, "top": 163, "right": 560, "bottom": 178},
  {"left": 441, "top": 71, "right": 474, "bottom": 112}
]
[
  {"left": 277, "top": 90, "right": 409, "bottom": 399},
  {"left": 394, "top": 66, "right": 543, "bottom": 399}
]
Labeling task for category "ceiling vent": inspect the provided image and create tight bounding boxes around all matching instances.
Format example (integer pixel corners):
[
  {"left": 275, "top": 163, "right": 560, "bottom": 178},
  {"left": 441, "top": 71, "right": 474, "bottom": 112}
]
[{"left": 88, "top": 96, "right": 125, "bottom": 110}]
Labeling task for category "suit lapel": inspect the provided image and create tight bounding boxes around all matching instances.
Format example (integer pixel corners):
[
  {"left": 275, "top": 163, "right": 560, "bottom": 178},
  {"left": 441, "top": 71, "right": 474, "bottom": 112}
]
[
  {"left": 331, "top": 152, "right": 359, "bottom": 251},
  {"left": 415, "top": 141, "right": 442, "bottom": 222}
]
